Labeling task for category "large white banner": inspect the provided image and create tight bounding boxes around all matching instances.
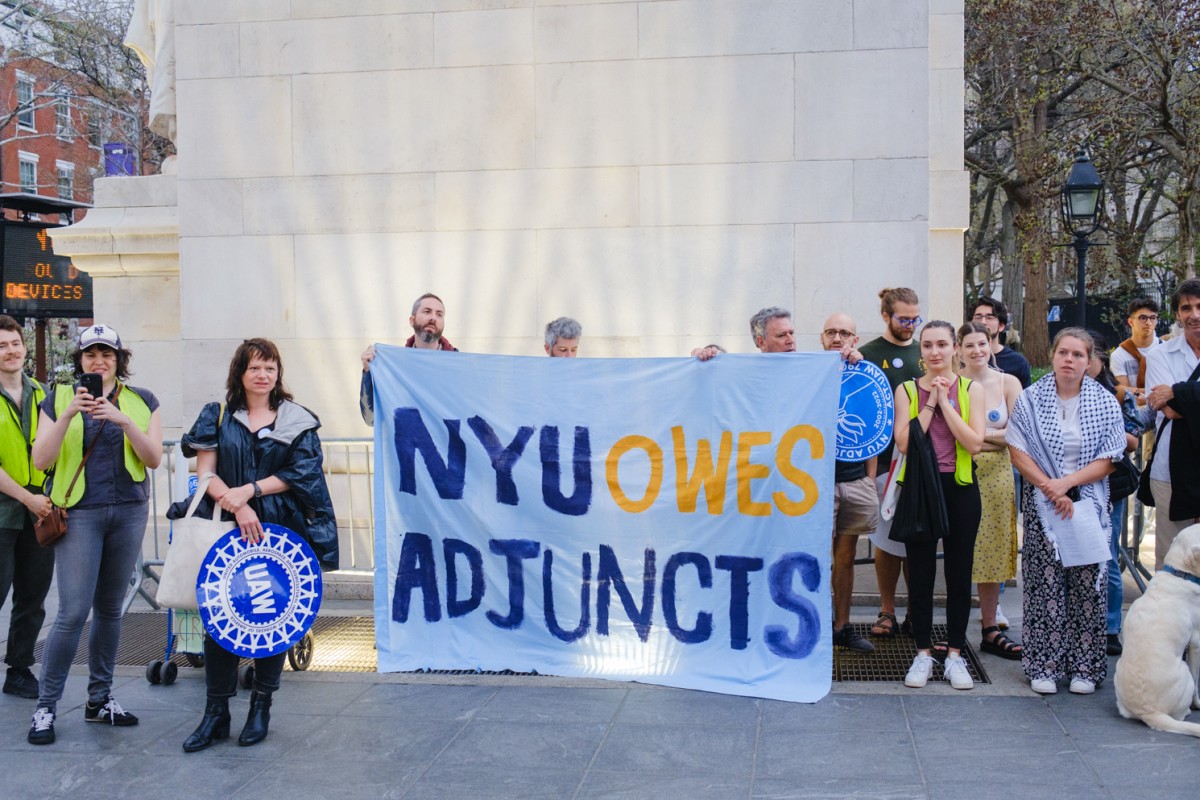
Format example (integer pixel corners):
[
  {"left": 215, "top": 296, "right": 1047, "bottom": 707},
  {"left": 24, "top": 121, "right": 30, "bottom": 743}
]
[{"left": 371, "top": 348, "right": 839, "bottom": 702}]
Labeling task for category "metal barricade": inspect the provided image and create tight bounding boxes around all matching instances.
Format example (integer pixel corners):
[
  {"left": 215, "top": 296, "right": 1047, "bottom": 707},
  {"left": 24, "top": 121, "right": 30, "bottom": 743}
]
[{"left": 131, "top": 437, "right": 376, "bottom": 612}]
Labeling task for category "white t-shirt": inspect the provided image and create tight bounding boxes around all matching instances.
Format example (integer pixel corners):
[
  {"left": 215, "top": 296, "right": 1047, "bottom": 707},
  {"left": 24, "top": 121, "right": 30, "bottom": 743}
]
[
  {"left": 1058, "top": 395, "right": 1082, "bottom": 473},
  {"left": 1146, "top": 337, "right": 1200, "bottom": 482},
  {"left": 1111, "top": 338, "right": 1160, "bottom": 387}
]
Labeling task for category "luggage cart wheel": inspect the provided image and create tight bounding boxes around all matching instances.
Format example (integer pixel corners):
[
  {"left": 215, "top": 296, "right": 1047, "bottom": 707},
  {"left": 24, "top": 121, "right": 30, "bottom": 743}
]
[
  {"left": 288, "top": 631, "right": 315, "bottom": 671},
  {"left": 184, "top": 653, "right": 205, "bottom": 669},
  {"left": 239, "top": 664, "right": 255, "bottom": 690},
  {"left": 162, "top": 661, "right": 179, "bottom": 686},
  {"left": 146, "top": 660, "right": 163, "bottom": 685}
]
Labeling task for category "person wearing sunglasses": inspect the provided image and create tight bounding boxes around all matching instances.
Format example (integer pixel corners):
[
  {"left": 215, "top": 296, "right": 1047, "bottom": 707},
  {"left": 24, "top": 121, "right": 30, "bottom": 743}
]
[{"left": 860, "top": 288, "right": 925, "bottom": 639}]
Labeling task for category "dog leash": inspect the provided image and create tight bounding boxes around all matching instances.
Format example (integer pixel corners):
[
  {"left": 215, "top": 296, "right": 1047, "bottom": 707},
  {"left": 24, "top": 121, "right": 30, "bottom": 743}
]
[{"left": 1160, "top": 564, "right": 1200, "bottom": 588}]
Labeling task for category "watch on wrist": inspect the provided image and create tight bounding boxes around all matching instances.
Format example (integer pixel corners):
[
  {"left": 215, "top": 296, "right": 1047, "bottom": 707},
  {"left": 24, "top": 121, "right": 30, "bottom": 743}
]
[{"left": 252, "top": 481, "right": 262, "bottom": 499}]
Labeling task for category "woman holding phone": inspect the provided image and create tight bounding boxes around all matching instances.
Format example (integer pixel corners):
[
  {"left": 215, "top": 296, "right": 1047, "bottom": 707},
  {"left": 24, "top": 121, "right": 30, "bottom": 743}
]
[{"left": 27, "top": 325, "right": 163, "bottom": 745}]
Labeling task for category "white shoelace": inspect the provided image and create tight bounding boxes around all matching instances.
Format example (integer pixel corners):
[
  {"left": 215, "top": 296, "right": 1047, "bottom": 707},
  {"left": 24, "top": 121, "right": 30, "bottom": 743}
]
[
  {"left": 31, "top": 708, "right": 54, "bottom": 730},
  {"left": 100, "top": 697, "right": 126, "bottom": 722}
]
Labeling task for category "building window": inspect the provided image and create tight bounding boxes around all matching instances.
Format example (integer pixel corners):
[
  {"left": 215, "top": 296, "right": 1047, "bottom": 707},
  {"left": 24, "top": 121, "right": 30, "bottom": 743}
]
[
  {"left": 87, "top": 110, "right": 103, "bottom": 147},
  {"left": 19, "top": 159, "right": 37, "bottom": 194},
  {"left": 57, "top": 163, "right": 74, "bottom": 200},
  {"left": 55, "top": 95, "right": 72, "bottom": 139},
  {"left": 16, "top": 75, "right": 35, "bottom": 130}
]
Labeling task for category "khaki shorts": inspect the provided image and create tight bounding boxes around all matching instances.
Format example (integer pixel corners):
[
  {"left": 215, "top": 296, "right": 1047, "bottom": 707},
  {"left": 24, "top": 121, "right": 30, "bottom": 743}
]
[{"left": 833, "top": 475, "right": 880, "bottom": 537}]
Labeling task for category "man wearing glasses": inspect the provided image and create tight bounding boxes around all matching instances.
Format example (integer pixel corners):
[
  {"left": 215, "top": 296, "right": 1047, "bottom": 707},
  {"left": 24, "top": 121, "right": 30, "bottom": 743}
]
[
  {"left": 971, "top": 297, "right": 1031, "bottom": 388},
  {"left": 1112, "top": 297, "right": 1161, "bottom": 403},
  {"left": 860, "top": 288, "right": 925, "bottom": 639},
  {"left": 821, "top": 314, "right": 877, "bottom": 653}
]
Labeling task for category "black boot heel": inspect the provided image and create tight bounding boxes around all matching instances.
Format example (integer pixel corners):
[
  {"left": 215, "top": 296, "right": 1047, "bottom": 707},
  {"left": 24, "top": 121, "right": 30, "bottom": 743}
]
[
  {"left": 183, "top": 698, "right": 231, "bottom": 752},
  {"left": 238, "top": 690, "right": 272, "bottom": 746}
]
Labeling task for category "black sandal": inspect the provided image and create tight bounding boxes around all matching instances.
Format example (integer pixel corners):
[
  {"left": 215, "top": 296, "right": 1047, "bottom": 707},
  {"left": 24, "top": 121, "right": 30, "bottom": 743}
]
[
  {"left": 870, "top": 612, "right": 898, "bottom": 637},
  {"left": 980, "top": 626, "right": 1023, "bottom": 660}
]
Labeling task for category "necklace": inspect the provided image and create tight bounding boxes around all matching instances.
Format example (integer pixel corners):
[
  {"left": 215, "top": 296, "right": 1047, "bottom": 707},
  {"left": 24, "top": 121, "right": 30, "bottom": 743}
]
[{"left": 1056, "top": 393, "right": 1081, "bottom": 420}]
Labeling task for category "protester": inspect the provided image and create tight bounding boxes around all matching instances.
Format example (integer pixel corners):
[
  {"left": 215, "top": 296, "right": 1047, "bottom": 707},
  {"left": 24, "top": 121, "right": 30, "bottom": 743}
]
[
  {"left": 1085, "top": 346, "right": 1138, "bottom": 656},
  {"left": 1111, "top": 297, "right": 1161, "bottom": 404},
  {"left": 0, "top": 316, "right": 53, "bottom": 700},
  {"left": 971, "top": 297, "right": 1031, "bottom": 388},
  {"left": 1145, "top": 278, "right": 1200, "bottom": 570},
  {"left": 27, "top": 325, "right": 163, "bottom": 744},
  {"left": 970, "top": 297, "right": 1029, "bottom": 627},
  {"left": 859, "top": 288, "right": 925, "bottom": 639},
  {"left": 545, "top": 317, "right": 582, "bottom": 357},
  {"left": 896, "top": 321, "right": 984, "bottom": 690},
  {"left": 1007, "top": 328, "right": 1124, "bottom": 695},
  {"left": 172, "top": 338, "right": 338, "bottom": 752},
  {"left": 359, "top": 292, "right": 457, "bottom": 425},
  {"left": 817, "top": 314, "right": 877, "bottom": 652},
  {"left": 957, "top": 322, "right": 1022, "bottom": 660},
  {"left": 749, "top": 307, "right": 795, "bottom": 353}
]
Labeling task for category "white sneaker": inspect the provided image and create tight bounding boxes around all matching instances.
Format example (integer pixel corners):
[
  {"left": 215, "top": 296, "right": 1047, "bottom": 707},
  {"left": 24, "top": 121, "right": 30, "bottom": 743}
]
[
  {"left": 1031, "top": 679, "right": 1057, "bottom": 695},
  {"left": 1069, "top": 678, "right": 1095, "bottom": 695},
  {"left": 904, "top": 652, "right": 936, "bottom": 688},
  {"left": 944, "top": 654, "right": 974, "bottom": 690}
]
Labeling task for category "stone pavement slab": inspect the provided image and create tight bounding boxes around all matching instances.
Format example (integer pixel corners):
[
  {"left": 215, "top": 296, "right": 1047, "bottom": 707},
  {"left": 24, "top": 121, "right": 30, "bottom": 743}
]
[{"left": 0, "top": 663, "right": 1191, "bottom": 799}]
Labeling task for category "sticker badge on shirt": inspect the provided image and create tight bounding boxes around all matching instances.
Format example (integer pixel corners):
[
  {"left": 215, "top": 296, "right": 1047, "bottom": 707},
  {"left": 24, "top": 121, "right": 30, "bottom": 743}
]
[
  {"left": 836, "top": 360, "right": 894, "bottom": 462},
  {"left": 197, "top": 525, "right": 322, "bottom": 659}
]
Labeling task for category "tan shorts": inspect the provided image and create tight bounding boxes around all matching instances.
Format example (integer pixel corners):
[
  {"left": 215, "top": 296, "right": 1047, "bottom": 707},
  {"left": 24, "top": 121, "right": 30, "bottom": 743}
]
[{"left": 833, "top": 475, "right": 880, "bottom": 537}]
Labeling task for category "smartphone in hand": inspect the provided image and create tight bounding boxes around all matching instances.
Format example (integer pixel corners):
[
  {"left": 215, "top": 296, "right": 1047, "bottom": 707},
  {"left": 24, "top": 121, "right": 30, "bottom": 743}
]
[{"left": 78, "top": 372, "right": 103, "bottom": 399}]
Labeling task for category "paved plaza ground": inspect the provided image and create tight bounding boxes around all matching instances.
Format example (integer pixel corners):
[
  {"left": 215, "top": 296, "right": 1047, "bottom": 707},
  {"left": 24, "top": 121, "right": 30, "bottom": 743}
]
[{"left": 0, "top": 523, "right": 1194, "bottom": 799}]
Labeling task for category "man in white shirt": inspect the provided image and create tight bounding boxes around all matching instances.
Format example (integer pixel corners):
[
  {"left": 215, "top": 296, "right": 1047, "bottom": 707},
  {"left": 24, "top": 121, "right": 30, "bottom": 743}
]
[
  {"left": 1145, "top": 279, "right": 1200, "bottom": 570},
  {"left": 1112, "top": 297, "right": 1161, "bottom": 404}
]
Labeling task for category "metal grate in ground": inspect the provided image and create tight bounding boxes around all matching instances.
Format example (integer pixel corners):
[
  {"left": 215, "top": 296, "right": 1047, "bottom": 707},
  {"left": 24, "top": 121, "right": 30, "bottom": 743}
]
[{"left": 833, "top": 623, "right": 990, "bottom": 684}]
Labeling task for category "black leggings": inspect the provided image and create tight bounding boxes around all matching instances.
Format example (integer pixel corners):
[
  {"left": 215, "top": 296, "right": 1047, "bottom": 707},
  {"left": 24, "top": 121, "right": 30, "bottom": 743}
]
[
  {"left": 203, "top": 635, "right": 284, "bottom": 699},
  {"left": 906, "top": 473, "right": 981, "bottom": 651}
]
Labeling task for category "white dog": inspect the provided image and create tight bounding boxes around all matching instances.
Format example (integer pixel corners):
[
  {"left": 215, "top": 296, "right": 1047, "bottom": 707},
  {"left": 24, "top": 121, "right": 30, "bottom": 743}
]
[{"left": 1115, "top": 523, "right": 1200, "bottom": 737}]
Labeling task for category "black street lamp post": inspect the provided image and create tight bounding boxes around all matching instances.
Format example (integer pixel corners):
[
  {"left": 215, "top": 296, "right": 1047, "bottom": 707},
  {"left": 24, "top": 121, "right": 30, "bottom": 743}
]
[{"left": 1061, "top": 150, "right": 1105, "bottom": 328}]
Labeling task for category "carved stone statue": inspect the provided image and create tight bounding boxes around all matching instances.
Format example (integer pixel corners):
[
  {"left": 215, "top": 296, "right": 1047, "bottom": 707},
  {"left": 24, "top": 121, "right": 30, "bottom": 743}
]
[{"left": 124, "top": 0, "right": 176, "bottom": 171}]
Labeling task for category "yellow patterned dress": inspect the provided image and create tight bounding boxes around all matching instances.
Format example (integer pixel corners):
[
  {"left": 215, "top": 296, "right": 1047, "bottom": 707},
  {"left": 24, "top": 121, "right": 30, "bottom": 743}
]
[{"left": 972, "top": 402, "right": 1017, "bottom": 583}]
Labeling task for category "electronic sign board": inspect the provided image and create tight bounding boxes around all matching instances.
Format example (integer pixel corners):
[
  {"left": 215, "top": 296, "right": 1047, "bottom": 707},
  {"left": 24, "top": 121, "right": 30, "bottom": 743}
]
[{"left": 0, "top": 223, "right": 93, "bottom": 319}]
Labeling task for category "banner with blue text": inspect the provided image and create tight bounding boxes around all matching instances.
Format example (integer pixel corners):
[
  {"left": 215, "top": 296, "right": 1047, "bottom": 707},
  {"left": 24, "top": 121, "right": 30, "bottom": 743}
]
[{"left": 372, "top": 348, "right": 839, "bottom": 702}]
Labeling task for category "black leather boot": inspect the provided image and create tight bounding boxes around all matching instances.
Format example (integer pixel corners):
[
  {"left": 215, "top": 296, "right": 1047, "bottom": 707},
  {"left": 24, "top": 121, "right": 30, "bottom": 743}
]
[
  {"left": 182, "top": 698, "right": 231, "bottom": 752},
  {"left": 238, "top": 690, "right": 272, "bottom": 746}
]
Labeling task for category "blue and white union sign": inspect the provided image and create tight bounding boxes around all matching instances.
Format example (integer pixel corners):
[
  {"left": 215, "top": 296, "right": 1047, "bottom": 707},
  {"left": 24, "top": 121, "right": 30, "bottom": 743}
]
[
  {"left": 835, "top": 360, "right": 894, "bottom": 462},
  {"left": 197, "top": 525, "right": 322, "bottom": 659}
]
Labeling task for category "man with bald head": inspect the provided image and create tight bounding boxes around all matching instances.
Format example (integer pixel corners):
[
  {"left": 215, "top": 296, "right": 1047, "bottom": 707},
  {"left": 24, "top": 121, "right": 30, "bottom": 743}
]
[{"left": 821, "top": 313, "right": 877, "bottom": 652}]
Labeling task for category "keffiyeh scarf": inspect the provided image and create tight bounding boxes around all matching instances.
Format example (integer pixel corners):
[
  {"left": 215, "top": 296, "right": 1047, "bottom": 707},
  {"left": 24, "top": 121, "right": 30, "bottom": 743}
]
[{"left": 1006, "top": 374, "right": 1126, "bottom": 565}]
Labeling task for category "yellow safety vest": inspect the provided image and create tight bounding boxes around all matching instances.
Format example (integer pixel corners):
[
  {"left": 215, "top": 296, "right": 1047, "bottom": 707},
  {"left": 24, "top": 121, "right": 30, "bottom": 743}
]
[
  {"left": 50, "top": 383, "right": 152, "bottom": 507},
  {"left": 899, "top": 378, "right": 974, "bottom": 486},
  {"left": 0, "top": 381, "right": 46, "bottom": 489}
]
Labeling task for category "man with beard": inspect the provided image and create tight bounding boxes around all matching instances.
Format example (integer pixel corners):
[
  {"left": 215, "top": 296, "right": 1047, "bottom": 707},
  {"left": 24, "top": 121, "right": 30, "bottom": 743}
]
[
  {"left": 359, "top": 293, "right": 457, "bottom": 425},
  {"left": 858, "top": 287, "right": 924, "bottom": 639}
]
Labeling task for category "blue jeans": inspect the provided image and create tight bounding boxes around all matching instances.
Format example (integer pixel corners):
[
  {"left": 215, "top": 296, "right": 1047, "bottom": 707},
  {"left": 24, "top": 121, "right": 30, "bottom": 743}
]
[
  {"left": 0, "top": 517, "right": 55, "bottom": 669},
  {"left": 1107, "top": 499, "right": 1125, "bottom": 635},
  {"left": 37, "top": 502, "right": 147, "bottom": 711}
]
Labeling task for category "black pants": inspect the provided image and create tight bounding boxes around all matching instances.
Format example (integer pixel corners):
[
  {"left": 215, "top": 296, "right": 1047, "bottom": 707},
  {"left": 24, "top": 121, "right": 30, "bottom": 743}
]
[
  {"left": 0, "top": 517, "right": 55, "bottom": 669},
  {"left": 203, "top": 635, "right": 284, "bottom": 698},
  {"left": 906, "top": 473, "right": 981, "bottom": 651}
]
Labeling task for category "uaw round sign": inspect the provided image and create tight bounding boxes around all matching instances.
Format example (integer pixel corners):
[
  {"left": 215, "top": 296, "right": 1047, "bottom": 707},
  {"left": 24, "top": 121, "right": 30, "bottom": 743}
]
[
  {"left": 836, "top": 360, "right": 894, "bottom": 462},
  {"left": 197, "top": 525, "right": 322, "bottom": 659}
]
